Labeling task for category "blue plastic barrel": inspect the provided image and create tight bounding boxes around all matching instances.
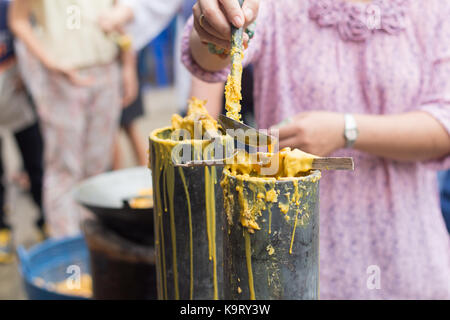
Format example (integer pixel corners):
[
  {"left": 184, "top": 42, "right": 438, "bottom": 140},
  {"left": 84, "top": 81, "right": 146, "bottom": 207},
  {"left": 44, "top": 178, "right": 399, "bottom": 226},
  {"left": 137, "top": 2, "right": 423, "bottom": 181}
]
[{"left": 17, "top": 235, "right": 91, "bottom": 300}]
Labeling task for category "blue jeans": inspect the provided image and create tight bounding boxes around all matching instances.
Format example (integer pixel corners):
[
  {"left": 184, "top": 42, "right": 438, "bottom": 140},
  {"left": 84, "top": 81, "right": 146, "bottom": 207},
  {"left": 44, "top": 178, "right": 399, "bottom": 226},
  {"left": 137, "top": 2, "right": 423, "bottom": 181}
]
[{"left": 438, "top": 171, "right": 450, "bottom": 232}]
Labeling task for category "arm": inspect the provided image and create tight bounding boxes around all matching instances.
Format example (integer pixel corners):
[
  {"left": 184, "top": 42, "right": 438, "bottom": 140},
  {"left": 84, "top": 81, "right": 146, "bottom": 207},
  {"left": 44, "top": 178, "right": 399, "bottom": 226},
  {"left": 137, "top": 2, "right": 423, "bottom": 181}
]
[
  {"left": 190, "top": 76, "right": 224, "bottom": 119},
  {"left": 9, "top": 0, "right": 92, "bottom": 86},
  {"left": 276, "top": 111, "right": 450, "bottom": 162},
  {"left": 119, "top": 47, "right": 138, "bottom": 107},
  {"left": 9, "top": 0, "right": 52, "bottom": 69},
  {"left": 99, "top": 0, "right": 184, "bottom": 51},
  {"left": 353, "top": 112, "right": 450, "bottom": 162}
]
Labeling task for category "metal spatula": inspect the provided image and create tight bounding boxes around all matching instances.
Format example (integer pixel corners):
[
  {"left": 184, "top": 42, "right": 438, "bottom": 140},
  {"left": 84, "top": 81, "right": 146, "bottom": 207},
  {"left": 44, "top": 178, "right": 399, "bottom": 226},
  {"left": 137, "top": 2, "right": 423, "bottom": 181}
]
[
  {"left": 174, "top": 154, "right": 354, "bottom": 170},
  {"left": 218, "top": 114, "right": 276, "bottom": 147}
]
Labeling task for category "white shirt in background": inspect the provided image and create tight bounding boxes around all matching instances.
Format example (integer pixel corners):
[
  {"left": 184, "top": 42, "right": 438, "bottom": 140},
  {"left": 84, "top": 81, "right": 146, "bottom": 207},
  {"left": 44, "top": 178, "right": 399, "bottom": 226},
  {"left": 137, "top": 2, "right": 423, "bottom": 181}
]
[{"left": 121, "top": 0, "right": 184, "bottom": 51}]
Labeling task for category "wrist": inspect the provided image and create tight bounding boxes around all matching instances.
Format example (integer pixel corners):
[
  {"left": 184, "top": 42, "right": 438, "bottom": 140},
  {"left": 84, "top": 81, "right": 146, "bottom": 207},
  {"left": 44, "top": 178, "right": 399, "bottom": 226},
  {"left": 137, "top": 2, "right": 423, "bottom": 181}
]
[{"left": 42, "top": 59, "right": 59, "bottom": 72}]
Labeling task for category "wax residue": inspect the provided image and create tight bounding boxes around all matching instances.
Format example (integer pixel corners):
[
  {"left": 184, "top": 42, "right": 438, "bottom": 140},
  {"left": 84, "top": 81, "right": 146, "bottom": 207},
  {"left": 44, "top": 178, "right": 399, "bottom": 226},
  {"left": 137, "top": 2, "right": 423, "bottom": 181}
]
[
  {"left": 166, "top": 147, "right": 179, "bottom": 299},
  {"left": 150, "top": 98, "right": 229, "bottom": 300},
  {"left": 227, "top": 148, "right": 317, "bottom": 179},
  {"left": 172, "top": 97, "right": 220, "bottom": 137},
  {"left": 244, "top": 231, "right": 256, "bottom": 300},
  {"left": 225, "top": 47, "right": 244, "bottom": 122},
  {"left": 129, "top": 188, "right": 153, "bottom": 209},
  {"left": 222, "top": 147, "right": 319, "bottom": 234},
  {"left": 205, "top": 166, "right": 219, "bottom": 300},
  {"left": 152, "top": 140, "right": 168, "bottom": 299},
  {"left": 179, "top": 167, "right": 194, "bottom": 300},
  {"left": 267, "top": 244, "right": 275, "bottom": 256},
  {"left": 33, "top": 274, "right": 92, "bottom": 298},
  {"left": 221, "top": 147, "right": 321, "bottom": 300},
  {"left": 220, "top": 32, "right": 321, "bottom": 297}
]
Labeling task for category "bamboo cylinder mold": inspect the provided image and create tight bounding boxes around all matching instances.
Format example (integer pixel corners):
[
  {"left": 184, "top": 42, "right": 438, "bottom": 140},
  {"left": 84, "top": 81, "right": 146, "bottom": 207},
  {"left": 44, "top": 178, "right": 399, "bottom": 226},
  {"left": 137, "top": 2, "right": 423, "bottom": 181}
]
[
  {"left": 221, "top": 169, "right": 321, "bottom": 300},
  {"left": 149, "top": 127, "right": 232, "bottom": 300}
]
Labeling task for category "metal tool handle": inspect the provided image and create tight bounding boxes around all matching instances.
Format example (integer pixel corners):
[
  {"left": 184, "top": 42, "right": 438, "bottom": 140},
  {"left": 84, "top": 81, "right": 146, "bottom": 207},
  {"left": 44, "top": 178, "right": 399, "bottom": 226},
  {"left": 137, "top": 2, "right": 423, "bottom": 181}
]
[{"left": 230, "top": 0, "right": 245, "bottom": 77}]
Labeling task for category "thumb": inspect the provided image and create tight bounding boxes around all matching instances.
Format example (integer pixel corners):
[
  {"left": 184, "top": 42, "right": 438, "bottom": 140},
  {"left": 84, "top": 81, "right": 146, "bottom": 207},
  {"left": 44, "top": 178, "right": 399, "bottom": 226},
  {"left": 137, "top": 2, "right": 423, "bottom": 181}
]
[{"left": 65, "top": 70, "right": 95, "bottom": 87}]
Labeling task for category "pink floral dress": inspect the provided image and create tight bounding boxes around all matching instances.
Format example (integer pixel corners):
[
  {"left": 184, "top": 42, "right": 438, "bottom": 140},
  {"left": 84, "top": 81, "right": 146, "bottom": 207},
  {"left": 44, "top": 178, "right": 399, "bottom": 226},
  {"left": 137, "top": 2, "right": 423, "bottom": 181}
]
[{"left": 182, "top": 0, "right": 450, "bottom": 299}]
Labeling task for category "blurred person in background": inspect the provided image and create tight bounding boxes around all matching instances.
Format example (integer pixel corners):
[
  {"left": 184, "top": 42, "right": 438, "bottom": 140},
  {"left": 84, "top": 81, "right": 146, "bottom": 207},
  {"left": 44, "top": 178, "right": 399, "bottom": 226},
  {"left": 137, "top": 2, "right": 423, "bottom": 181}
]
[
  {"left": 99, "top": 0, "right": 221, "bottom": 116},
  {"left": 99, "top": 0, "right": 232, "bottom": 125},
  {"left": 99, "top": 0, "right": 212, "bottom": 169},
  {"left": 111, "top": 48, "right": 147, "bottom": 170},
  {"left": 9, "top": 0, "right": 138, "bottom": 238},
  {"left": 99, "top": 0, "right": 184, "bottom": 170},
  {"left": 184, "top": 0, "right": 450, "bottom": 299},
  {"left": 0, "top": 0, "right": 46, "bottom": 263},
  {"left": 99, "top": 0, "right": 184, "bottom": 52}
]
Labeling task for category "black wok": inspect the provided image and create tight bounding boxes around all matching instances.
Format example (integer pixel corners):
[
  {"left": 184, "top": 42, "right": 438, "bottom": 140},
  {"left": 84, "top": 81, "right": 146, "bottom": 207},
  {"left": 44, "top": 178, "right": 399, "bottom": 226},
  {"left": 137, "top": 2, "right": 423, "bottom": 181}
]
[{"left": 73, "top": 167, "right": 154, "bottom": 245}]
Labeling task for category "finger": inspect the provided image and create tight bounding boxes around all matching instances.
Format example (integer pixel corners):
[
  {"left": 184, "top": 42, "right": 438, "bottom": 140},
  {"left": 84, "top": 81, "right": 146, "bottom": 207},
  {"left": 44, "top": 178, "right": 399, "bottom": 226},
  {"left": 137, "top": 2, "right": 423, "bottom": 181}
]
[
  {"left": 279, "top": 137, "right": 303, "bottom": 151},
  {"left": 197, "top": 1, "right": 231, "bottom": 38},
  {"left": 193, "top": 2, "right": 228, "bottom": 40},
  {"left": 122, "top": 86, "right": 133, "bottom": 107},
  {"left": 275, "top": 123, "right": 299, "bottom": 140},
  {"left": 97, "top": 16, "right": 117, "bottom": 34},
  {"left": 74, "top": 77, "right": 95, "bottom": 87},
  {"left": 218, "top": 0, "right": 245, "bottom": 28},
  {"left": 122, "top": 95, "right": 131, "bottom": 107},
  {"left": 67, "top": 71, "right": 95, "bottom": 87},
  {"left": 201, "top": 15, "right": 231, "bottom": 41},
  {"left": 242, "top": 0, "right": 260, "bottom": 25},
  {"left": 243, "top": 32, "right": 249, "bottom": 49},
  {"left": 194, "top": 18, "right": 231, "bottom": 50},
  {"left": 123, "top": 80, "right": 138, "bottom": 107},
  {"left": 115, "top": 25, "right": 126, "bottom": 35}
]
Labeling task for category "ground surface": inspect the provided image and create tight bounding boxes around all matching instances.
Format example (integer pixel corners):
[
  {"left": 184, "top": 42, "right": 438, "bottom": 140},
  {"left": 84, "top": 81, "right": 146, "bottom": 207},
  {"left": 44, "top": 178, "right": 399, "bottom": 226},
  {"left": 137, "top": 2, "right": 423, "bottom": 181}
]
[{"left": 0, "top": 87, "right": 178, "bottom": 299}]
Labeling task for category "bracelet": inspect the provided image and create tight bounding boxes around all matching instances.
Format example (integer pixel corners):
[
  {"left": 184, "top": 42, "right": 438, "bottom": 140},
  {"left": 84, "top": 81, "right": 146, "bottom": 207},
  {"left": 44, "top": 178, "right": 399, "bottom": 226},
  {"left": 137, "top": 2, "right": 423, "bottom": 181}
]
[{"left": 207, "top": 43, "right": 230, "bottom": 59}]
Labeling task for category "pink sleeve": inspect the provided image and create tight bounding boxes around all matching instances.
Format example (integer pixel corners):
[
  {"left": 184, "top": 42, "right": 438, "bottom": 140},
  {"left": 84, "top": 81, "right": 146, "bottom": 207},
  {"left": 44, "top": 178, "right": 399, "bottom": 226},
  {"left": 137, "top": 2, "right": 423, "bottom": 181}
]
[
  {"left": 419, "top": 5, "right": 450, "bottom": 171},
  {"left": 181, "top": 8, "right": 266, "bottom": 83}
]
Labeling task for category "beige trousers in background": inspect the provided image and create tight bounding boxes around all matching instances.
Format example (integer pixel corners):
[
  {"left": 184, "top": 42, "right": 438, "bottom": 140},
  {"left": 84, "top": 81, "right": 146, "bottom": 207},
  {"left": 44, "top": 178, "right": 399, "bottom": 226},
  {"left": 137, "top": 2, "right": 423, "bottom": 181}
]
[{"left": 15, "top": 42, "right": 122, "bottom": 238}]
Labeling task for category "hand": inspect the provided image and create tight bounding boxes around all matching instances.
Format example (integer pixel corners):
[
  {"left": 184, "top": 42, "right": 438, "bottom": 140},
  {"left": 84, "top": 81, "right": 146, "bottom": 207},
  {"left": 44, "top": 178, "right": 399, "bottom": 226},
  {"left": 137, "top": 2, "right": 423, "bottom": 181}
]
[
  {"left": 121, "top": 64, "right": 139, "bottom": 108},
  {"left": 98, "top": 4, "right": 134, "bottom": 34},
  {"left": 273, "top": 112, "right": 346, "bottom": 157},
  {"left": 13, "top": 73, "right": 25, "bottom": 91},
  {"left": 46, "top": 62, "right": 94, "bottom": 87},
  {"left": 192, "top": 0, "right": 260, "bottom": 50}
]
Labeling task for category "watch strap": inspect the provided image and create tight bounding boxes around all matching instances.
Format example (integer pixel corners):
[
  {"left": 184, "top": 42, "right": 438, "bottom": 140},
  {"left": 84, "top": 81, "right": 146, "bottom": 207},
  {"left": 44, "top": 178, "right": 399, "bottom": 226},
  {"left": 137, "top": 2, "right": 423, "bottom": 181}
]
[{"left": 344, "top": 114, "right": 358, "bottom": 148}]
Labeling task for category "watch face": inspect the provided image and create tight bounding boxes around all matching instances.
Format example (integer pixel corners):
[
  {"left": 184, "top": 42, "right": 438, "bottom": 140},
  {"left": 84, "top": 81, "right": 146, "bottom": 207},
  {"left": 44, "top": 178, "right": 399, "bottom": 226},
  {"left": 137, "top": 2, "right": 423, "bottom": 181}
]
[{"left": 346, "top": 129, "right": 358, "bottom": 141}]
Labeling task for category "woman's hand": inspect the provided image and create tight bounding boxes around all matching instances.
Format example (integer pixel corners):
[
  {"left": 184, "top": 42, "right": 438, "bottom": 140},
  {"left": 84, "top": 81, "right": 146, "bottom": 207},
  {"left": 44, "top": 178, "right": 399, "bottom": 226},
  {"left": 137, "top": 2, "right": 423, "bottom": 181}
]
[
  {"left": 192, "top": 0, "right": 260, "bottom": 49},
  {"left": 13, "top": 71, "right": 25, "bottom": 91},
  {"left": 46, "top": 61, "right": 95, "bottom": 87},
  {"left": 274, "top": 112, "right": 346, "bottom": 157},
  {"left": 98, "top": 4, "right": 134, "bottom": 34}
]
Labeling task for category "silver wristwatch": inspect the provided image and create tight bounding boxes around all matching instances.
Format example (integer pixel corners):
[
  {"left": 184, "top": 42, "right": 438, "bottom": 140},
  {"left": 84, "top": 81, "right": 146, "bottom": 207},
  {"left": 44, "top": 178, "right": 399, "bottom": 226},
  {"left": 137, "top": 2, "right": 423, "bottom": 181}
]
[{"left": 344, "top": 114, "right": 359, "bottom": 148}]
